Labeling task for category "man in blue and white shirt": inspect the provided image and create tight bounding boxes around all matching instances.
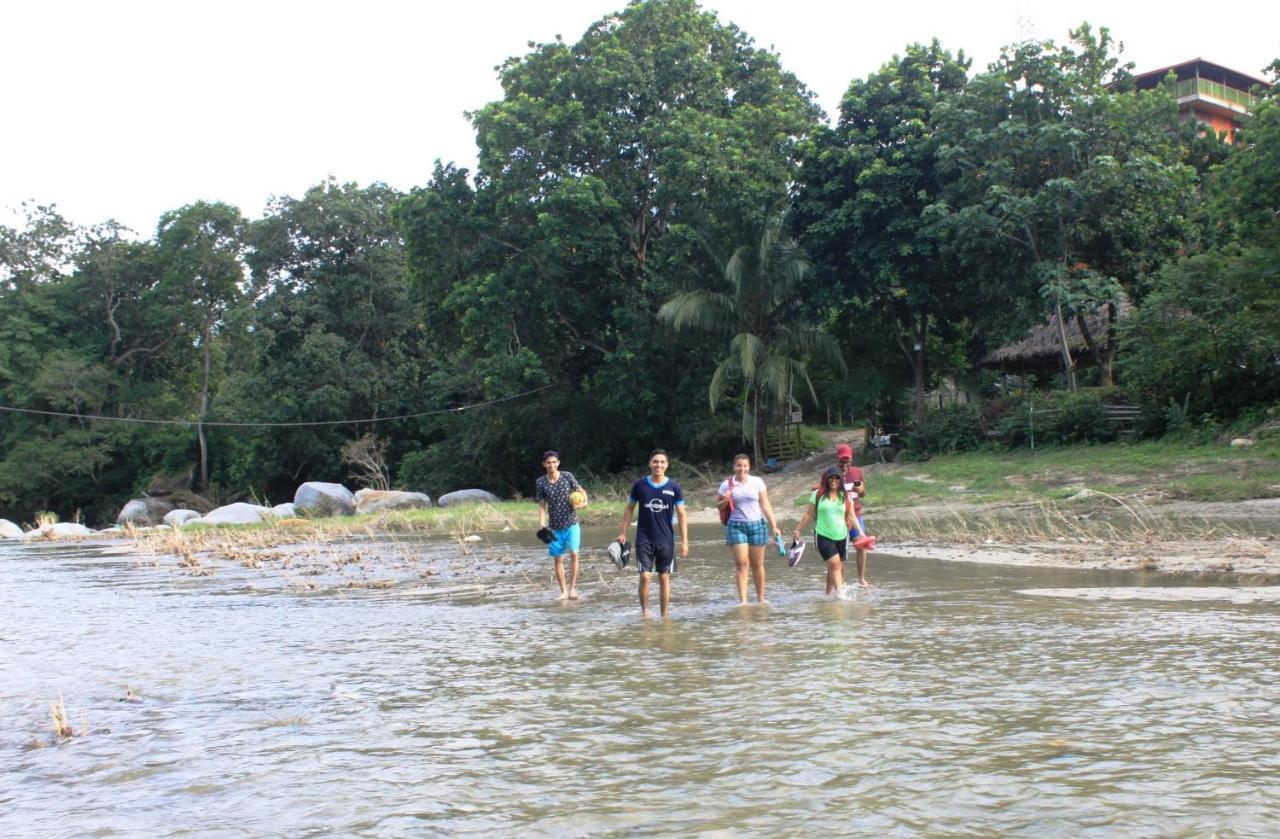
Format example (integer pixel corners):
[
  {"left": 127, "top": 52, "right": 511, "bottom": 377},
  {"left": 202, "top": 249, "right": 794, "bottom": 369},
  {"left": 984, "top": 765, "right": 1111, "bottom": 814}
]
[{"left": 616, "top": 449, "right": 687, "bottom": 617}]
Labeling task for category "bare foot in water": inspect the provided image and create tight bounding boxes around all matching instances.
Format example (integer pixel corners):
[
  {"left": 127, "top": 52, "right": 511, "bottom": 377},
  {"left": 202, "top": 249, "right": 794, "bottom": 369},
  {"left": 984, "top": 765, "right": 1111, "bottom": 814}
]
[
  {"left": 557, "top": 589, "right": 569, "bottom": 601},
  {"left": 568, "top": 588, "right": 579, "bottom": 600}
]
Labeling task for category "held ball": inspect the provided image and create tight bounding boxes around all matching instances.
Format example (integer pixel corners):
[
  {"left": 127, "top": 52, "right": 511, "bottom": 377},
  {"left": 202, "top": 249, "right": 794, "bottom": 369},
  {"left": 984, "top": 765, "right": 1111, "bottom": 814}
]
[{"left": 568, "top": 490, "right": 587, "bottom": 508}]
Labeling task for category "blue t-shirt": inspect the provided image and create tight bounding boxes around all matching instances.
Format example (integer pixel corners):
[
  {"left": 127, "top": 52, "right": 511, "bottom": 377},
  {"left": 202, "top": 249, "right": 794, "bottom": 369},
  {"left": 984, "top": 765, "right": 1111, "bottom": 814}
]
[{"left": 629, "top": 476, "right": 684, "bottom": 545}]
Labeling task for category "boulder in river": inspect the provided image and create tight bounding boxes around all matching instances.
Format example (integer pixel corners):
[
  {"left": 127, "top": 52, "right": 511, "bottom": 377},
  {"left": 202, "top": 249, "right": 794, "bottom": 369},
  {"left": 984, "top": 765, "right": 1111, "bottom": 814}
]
[
  {"left": 24, "top": 522, "right": 95, "bottom": 540},
  {"left": 187, "top": 503, "right": 274, "bottom": 527},
  {"left": 0, "top": 519, "right": 23, "bottom": 539},
  {"left": 294, "top": 482, "right": 356, "bottom": 518},
  {"left": 353, "top": 489, "right": 433, "bottom": 514},
  {"left": 163, "top": 509, "right": 202, "bottom": 528},
  {"left": 437, "top": 489, "right": 501, "bottom": 508},
  {"left": 117, "top": 497, "right": 175, "bottom": 527}
]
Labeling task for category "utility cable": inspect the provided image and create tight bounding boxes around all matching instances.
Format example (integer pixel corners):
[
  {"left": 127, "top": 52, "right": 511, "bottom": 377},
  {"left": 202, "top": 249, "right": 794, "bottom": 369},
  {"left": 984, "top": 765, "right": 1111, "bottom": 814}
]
[{"left": 0, "top": 383, "right": 554, "bottom": 428}]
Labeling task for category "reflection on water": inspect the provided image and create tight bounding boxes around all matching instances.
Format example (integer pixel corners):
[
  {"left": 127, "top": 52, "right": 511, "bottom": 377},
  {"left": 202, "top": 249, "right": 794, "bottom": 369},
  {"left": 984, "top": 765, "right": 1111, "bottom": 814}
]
[{"left": 3, "top": 526, "right": 1279, "bottom": 836}]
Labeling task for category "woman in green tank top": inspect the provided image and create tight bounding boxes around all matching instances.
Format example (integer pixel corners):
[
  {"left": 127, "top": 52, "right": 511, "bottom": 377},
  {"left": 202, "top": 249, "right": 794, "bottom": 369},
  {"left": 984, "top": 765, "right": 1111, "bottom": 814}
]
[{"left": 792, "top": 467, "right": 856, "bottom": 596}]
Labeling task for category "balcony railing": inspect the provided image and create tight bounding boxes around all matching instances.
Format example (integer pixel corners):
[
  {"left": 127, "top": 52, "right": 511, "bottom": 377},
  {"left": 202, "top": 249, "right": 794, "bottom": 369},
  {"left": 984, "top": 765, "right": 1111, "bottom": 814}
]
[{"left": 1173, "top": 77, "right": 1256, "bottom": 108}]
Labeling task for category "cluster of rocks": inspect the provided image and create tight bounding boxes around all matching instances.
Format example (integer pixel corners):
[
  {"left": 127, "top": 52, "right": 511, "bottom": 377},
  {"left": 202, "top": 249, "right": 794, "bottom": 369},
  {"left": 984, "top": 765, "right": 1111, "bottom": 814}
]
[
  {"left": 1, "top": 481, "right": 503, "bottom": 540},
  {"left": 0, "top": 519, "right": 95, "bottom": 541}
]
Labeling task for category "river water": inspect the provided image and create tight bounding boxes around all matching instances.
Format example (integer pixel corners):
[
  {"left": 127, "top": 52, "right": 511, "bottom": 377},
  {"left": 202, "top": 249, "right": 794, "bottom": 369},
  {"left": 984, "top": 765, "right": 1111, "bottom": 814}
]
[{"left": 2, "top": 526, "right": 1278, "bottom": 837}]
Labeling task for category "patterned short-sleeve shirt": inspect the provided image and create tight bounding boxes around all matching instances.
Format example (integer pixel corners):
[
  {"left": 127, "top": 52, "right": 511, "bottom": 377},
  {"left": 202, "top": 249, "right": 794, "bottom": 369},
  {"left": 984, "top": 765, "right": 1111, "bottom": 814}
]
[{"left": 535, "top": 471, "right": 582, "bottom": 530}]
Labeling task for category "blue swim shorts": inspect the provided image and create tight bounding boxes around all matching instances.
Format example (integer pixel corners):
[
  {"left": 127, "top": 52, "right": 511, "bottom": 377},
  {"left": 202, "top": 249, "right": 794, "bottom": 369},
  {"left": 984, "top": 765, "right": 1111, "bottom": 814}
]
[
  {"left": 547, "top": 523, "right": 581, "bottom": 557},
  {"left": 725, "top": 518, "right": 768, "bottom": 546}
]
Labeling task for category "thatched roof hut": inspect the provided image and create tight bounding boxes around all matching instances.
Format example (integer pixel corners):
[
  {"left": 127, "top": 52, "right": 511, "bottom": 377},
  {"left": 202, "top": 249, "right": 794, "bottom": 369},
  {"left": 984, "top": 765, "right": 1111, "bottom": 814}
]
[{"left": 981, "top": 301, "right": 1132, "bottom": 375}]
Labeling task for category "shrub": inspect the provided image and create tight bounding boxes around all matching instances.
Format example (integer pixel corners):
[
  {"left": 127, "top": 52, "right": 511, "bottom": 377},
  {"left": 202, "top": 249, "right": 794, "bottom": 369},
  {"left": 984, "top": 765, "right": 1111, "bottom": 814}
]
[
  {"left": 907, "top": 404, "right": 987, "bottom": 457},
  {"left": 996, "top": 391, "right": 1118, "bottom": 447}
]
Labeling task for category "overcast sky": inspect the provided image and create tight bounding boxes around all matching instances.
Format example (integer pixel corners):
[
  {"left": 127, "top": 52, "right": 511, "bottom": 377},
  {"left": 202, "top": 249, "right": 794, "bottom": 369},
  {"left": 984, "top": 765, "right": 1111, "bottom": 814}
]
[{"left": 3, "top": 0, "right": 1277, "bottom": 235}]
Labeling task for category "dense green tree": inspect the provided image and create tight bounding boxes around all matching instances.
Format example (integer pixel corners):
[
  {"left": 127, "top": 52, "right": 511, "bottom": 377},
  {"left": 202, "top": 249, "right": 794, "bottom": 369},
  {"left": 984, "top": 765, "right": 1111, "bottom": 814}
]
[
  {"left": 794, "top": 41, "right": 973, "bottom": 425},
  {"left": 935, "top": 24, "right": 1197, "bottom": 388},
  {"left": 397, "top": 0, "right": 821, "bottom": 486},
  {"left": 1120, "top": 68, "right": 1280, "bottom": 417},
  {"left": 154, "top": 202, "right": 245, "bottom": 488},
  {"left": 216, "top": 181, "right": 422, "bottom": 499}
]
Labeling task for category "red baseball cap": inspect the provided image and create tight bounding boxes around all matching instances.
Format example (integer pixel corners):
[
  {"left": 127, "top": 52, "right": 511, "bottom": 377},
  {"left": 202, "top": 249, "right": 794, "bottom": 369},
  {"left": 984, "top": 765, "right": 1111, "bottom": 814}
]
[{"left": 835, "top": 444, "right": 854, "bottom": 460}]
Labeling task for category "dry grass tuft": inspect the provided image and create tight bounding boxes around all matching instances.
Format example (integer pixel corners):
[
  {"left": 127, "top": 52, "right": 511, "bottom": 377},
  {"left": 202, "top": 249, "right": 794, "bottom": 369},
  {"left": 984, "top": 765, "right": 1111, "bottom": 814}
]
[{"left": 49, "top": 695, "right": 77, "bottom": 739}]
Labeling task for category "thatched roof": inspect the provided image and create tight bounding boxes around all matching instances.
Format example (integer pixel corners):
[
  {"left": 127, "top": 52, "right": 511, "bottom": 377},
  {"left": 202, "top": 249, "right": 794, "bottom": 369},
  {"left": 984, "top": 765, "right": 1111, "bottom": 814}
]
[{"left": 981, "top": 300, "right": 1132, "bottom": 368}]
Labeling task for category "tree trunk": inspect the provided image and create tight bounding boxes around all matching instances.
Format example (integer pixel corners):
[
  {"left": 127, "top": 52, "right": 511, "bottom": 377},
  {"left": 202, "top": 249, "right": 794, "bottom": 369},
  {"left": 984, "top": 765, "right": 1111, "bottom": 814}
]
[
  {"left": 1075, "top": 309, "right": 1116, "bottom": 387},
  {"left": 751, "top": 389, "right": 764, "bottom": 465},
  {"left": 912, "top": 318, "right": 928, "bottom": 426},
  {"left": 1052, "top": 294, "right": 1077, "bottom": 392},
  {"left": 1100, "top": 301, "right": 1118, "bottom": 386},
  {"left": 198, "top": 325, "right": 211, "bottom": 489}
]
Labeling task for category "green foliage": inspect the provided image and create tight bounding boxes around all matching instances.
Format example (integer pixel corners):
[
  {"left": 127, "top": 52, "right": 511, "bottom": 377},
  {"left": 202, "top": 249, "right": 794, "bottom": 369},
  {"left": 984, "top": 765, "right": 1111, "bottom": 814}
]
[
  {"left": 795, "top": 40, "right": 973, "bottom": 424},
  {"left": 658, "top": 211, "right": 845, "bottom": 461},
  {"left": 997, "top": 391, "right": 1118, "bottom": 447},
  {"left": 935, "top": 24, "right": 1198, "bottom": 387},
  {"left": 906, "top": 403, "right": 987, "bottom": 457},
  {"left": 3, "top": 13, "right": 1278, "bottom": 523}
]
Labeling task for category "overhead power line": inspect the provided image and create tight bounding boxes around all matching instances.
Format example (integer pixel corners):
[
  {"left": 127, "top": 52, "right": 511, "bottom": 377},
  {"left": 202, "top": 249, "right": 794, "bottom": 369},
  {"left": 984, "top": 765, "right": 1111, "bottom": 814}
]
[{"left": 0, "top": 383, "right": 554, "bottom": 428}]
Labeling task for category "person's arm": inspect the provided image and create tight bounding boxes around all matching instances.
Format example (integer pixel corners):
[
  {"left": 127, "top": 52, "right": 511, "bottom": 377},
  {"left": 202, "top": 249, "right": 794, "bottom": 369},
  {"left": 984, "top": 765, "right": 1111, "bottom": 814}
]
[
  {"left": 572, "top": 474, "right": 587, "bottom": 506},
  {"left": 846, "top": 500, "right": 864, "bottom": 535},
  {"left": 793, "top": 501, "right": 817, "bottom": 541},
  {"left": 617, "top": 501, "right": 635, "bottom": 542},
  {"left": 759, "top": 487, "right": 781, "bottom": 537},
  {"left": 676, "top": 504, "right": 689, "bottom": 557},
  {"left": 538, "top": 500, "right": 549, "bottom": 529},
  {"left": 715, "top": 479, "right": 731, "bottom": 510}
]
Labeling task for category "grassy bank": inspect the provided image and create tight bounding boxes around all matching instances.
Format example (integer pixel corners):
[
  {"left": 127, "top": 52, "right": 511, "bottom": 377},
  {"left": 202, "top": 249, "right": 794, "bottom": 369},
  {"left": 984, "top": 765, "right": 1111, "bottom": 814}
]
[{"left": 858, "top": 438, "right": 1280, "bottom": 509}]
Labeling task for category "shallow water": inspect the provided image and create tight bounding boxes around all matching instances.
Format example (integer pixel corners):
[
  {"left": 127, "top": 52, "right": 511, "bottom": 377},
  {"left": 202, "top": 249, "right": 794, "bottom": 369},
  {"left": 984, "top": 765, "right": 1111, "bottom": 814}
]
[{"left": 3, "top": 526, "right": 1279, "bottom": 837}]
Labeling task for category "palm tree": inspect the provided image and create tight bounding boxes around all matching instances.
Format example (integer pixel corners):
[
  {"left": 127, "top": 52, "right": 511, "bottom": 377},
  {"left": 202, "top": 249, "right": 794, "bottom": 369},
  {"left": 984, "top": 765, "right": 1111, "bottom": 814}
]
[{"left": 659, "top": 213, "right": 846, "bottom": 463}]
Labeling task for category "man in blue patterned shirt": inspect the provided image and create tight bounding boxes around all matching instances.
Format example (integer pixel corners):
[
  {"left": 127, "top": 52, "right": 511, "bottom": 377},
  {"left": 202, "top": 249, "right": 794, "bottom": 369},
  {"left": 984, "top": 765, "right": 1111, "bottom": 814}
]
[{"left": 535, "top": 450, "right": 586, "bottom": 600}]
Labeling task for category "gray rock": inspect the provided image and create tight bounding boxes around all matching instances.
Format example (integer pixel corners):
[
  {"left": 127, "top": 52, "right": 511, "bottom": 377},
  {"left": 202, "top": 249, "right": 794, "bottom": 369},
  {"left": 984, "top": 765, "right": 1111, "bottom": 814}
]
[
  {"left": 189, "top": 503, "right": 274, "bottom": 526},
  {"left": 354, "top": 489, "right": 433, "bottom": 514},
  {"left": 1230, "top": 437, "right": 1256, "bottom": 448},
  {"left": 437, "top": 489, "right": 501, "bottom": 508},
  {"left": 294, "top": 482, "right": 356, "bottom": 517},
  {"left": 271, "top": 502, "right": 296, "bottom": 518},
  {"left": 0, "top": 519, "right": 23, "bottom": 539},
  {"left": 163, "top": 509, "right": 202, "bottom": 528},
  {"left": 24, "top": 522, "right": 95, "bottom": 540},
  {"left": 117, "top": 497, "right": 175, "bottom": 527}
]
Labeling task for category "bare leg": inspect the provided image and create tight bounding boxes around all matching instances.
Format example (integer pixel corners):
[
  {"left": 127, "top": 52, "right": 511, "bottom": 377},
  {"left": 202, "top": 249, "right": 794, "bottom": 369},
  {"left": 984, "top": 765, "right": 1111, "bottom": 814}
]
[
  {"left": 855, "top": 549, "right": 870, "bottom": 588},
  {"left": 731, "top": 543, "right": 750, "bottom": 603},
  {"left": 659, "top": 572, "right": 671, "bottom": 617},
  {"left": 639, "top": 571, "right": 651, "bottom": 616},
  {"left": 748, "top": 544, "right": 767, "bottom": 602},
  {"left": 567, "top": 551, "right": 580, "bottom": 599},
  {"left": 553, "top": 555, "right": 568, "bottom": 599},
  {"left": 827, "top": 556, "right": 845, "bottom": 595}
]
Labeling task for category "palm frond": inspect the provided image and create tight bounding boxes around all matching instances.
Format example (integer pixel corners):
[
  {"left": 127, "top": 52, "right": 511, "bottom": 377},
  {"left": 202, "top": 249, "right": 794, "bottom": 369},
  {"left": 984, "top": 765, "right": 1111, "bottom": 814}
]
[
  {"left": 708, "top": 356, "right": 740, "bottom": 411},
  {"left": 657, "top": 290, "right": 738, "bottom": 333},
  {"left": 730, "top": 332, "right": 766, "bottom": 384},
  {"left": 724, "top": 244, "right": 753, "bottom": 294}
]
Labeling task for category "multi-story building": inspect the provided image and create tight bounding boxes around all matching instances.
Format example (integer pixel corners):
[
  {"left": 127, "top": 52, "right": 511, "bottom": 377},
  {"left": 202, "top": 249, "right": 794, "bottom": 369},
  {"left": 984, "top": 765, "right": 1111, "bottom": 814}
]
[{"left": 1133, "top": 58, "right": 1271, "bottom": 142}]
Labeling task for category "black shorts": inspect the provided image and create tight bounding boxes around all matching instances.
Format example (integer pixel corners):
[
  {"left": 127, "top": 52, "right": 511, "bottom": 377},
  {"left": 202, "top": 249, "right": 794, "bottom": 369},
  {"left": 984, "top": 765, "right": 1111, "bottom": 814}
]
[
  {"left": 636, "top": 541, "right": 676, "bottom": 575},
  {"left": 816, "top": 535, "right": 847, "bottom": 563}
]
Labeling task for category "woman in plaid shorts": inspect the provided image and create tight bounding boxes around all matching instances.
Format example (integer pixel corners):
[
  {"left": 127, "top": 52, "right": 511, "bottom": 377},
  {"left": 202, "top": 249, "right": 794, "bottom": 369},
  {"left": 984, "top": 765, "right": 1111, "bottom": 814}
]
[{"left": 716, "top": 454, "right": 782, "bottom": 604}]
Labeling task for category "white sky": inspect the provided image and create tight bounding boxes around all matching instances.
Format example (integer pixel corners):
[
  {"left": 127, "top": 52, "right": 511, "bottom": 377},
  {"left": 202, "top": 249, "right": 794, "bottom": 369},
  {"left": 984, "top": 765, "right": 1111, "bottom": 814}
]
[{"left": 3, "top": 0, "right": 1277, "bottom": 235}]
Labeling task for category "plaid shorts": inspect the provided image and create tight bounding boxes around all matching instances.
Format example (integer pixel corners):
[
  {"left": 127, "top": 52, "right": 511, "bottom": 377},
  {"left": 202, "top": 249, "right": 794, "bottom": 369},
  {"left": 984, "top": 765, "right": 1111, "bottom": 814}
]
[{"left": 725, "top": 518, "right": 768, "bottom": 546}]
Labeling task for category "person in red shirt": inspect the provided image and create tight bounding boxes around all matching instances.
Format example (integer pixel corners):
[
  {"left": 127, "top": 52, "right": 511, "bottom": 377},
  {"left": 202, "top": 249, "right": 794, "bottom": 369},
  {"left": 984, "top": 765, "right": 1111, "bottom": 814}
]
[{"left": 834, "top": 444, "right": 872, "bottom": 588}]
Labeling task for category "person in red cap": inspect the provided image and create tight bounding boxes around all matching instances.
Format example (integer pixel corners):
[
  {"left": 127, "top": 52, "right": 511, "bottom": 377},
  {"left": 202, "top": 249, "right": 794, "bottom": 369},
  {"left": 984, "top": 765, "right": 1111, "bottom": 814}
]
[{"left": 833, "top": 443, "right": 872, "bottom": 588}]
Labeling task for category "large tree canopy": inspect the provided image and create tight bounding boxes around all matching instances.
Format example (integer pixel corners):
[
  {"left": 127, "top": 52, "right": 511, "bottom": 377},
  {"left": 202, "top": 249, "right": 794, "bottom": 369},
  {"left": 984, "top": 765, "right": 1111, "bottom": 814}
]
[
  {"left": 395, "top": 0, "right": 823, "bottom": 484},
  {"left": 795, "top": 40, "right": 973, "bottom": 424}
]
